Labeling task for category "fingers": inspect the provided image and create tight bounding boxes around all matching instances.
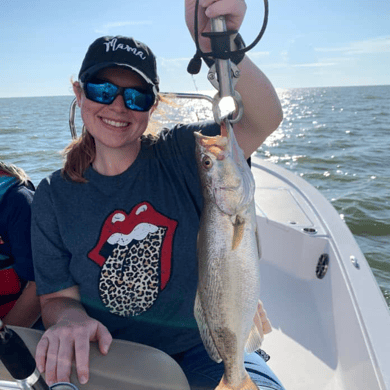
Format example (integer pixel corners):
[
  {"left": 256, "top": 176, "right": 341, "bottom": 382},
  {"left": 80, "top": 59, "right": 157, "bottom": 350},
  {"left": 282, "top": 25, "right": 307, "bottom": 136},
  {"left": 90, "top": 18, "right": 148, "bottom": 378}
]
[
  {"left": 73, "top": 322, "right": 113, "bottom": 384},
  {"left": 36, "top": 330, "right": 75, "bottom": 386},
  {"left": 44, "top": 336, "right": 61, "bottom": 385},
  {"left": 35, "top": 321, "right": 113, "bottom": 385},
  {"left": 56, "top": 338, "right": 74, "bottom": 384},
  {"left": 74, "top": 334, "right": 90, "bottom": 384},
  {"left": 200, "top": 0, "right": 247, "bottom": 25},
  {"left": 186, "top": 0, "right": 247, "bottom": 52},
  {"left": 96, "top": 322, "right": 113, "bottom": 355},
  {"left": 35, "top": 336, "right": 49, "bottom": 373},
  {"left": 73, "top": 323, "right": 113, "bottom": 384}
]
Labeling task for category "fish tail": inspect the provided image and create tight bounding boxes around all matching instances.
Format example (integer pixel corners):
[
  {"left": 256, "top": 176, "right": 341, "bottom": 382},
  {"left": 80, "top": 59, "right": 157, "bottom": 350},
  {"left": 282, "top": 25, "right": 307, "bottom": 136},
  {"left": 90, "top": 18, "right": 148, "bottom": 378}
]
[{"left": 215, "top": 373, "right": 258, "bottom": 390}]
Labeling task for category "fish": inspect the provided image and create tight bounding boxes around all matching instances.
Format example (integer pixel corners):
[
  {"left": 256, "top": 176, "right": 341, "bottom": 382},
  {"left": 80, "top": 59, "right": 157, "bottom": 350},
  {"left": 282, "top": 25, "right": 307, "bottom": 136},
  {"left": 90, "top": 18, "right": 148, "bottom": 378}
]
[{"left": 194, "top": 119, "right": 272, "bottom": 390}]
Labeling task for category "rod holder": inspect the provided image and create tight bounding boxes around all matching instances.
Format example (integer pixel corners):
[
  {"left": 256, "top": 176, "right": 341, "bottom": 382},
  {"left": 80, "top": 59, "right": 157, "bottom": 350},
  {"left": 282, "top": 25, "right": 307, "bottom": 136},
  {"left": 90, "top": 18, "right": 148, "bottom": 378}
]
[{"left": 0, "top": 320, "right": 50, "bottom": 390}]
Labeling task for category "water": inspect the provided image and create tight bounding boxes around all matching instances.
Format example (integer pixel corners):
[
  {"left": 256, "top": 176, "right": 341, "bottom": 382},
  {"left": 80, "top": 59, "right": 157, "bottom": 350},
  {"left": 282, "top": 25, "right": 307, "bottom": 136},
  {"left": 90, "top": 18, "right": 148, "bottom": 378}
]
[
  {"left": 259, "top": 85, "right": 390, "bottom": 308},
  {"left": 1, "top": 85, "right": 389, "bottom": 309},
  {"left": 0, "top": 96, "right": 73, "bottom": 181}
]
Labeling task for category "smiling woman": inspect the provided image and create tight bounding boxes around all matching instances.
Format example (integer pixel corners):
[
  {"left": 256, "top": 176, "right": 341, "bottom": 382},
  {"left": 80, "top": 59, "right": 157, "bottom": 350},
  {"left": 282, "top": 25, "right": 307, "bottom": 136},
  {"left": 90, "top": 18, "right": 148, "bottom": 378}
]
[
  {"left": 62, "top": 35, "right": 160, "bottom": 180},
  {"left": 72, "top": 68, "right": 155, "bottom": 176},
  {"left": 29, "top": 1, "right": 284, "bottom": 388}
]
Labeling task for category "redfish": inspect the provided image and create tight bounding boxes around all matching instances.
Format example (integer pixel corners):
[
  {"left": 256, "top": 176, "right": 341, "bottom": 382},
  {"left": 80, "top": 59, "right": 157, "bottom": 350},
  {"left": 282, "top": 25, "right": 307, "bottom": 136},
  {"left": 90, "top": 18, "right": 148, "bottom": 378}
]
[{"left": 194, "top": 119, "right": 272, "bottom": 390}]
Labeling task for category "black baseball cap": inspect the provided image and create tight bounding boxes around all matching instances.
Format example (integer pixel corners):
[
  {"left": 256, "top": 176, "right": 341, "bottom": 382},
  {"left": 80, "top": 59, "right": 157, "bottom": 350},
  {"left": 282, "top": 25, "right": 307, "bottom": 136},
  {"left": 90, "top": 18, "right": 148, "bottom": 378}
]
[{"left": 78, "top": 36, "right": 159, "bottom": 94}]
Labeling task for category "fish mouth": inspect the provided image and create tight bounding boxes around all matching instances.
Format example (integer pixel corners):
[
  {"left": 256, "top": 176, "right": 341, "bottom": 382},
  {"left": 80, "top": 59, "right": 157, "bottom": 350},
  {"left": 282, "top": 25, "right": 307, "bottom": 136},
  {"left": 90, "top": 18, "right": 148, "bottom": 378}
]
[{"left": 195, "top": 132, "right": 228, "bottom": 159}]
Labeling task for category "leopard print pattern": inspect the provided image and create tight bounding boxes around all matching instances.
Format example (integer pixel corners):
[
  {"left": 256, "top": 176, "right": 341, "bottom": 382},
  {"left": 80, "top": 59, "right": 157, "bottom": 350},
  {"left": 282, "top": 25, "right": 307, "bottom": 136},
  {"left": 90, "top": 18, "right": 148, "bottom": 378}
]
[{"left": 99, "top": 227, "right": 167, "bottom": 317}]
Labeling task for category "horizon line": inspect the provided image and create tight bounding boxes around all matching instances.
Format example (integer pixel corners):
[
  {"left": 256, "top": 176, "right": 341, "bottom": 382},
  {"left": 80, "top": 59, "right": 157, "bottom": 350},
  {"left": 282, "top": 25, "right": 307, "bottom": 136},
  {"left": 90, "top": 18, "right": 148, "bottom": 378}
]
[{"left": 1, "top": 83, "right": 389, "bottom": 99}]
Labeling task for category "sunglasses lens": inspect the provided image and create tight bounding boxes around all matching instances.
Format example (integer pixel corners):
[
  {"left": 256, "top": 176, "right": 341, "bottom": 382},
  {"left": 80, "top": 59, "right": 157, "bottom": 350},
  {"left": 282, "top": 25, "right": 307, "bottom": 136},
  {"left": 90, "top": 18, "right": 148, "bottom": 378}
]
[
  {"left": 84, "top": 81, "right": 155, "bottom": 111},
  {"left": 124, "top": 89, "right": 155, "bottom": 112},
  {"left": 85, "top": 82, "right": 118, "bottom": 104}
]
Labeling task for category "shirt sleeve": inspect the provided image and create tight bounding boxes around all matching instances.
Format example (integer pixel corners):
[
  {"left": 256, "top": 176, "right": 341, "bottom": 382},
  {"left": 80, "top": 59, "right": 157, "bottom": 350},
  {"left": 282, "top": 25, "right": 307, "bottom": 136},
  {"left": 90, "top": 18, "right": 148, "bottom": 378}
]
[
  {"left": 31, "top": 177, "right": 75, "bottom": 295},
  {"left": 3, "top": 186, "right": 35, "bottom": 281},
  {"left": 156, "top": 120, "right": 220, "bottom": 182}
]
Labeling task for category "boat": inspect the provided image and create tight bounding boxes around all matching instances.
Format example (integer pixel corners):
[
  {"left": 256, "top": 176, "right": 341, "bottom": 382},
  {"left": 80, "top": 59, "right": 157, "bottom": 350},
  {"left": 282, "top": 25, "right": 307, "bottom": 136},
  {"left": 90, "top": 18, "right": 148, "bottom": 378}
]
[
  {"left": 1, "top": 94, "right": 390, "bottom": 390},
  {"left": 250, "top": 154, "right": 390, "bottom": 390}
]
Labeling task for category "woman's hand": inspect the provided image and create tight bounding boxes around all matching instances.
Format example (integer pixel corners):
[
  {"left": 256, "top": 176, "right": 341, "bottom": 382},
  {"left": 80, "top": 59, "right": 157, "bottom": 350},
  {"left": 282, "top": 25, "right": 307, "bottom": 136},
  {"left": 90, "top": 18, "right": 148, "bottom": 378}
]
[
  {"left": 35, "top": 287, "right": 112, "bottom": 386},
  {"left": 185, "top": 0, "right": 283, "bottom": 158},
  {"left": 36, "top": 316, "right": 112, "bottom": 385},
  {"left": 185, "top": 0, "right": 247, "bottom": 52}
]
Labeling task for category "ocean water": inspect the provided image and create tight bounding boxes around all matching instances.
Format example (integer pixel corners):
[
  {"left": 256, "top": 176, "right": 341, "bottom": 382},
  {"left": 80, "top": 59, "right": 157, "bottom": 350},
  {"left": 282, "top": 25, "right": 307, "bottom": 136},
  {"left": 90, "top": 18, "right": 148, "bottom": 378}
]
[
  {"left": 1, "top": 85, "right": 389, "bottom": 309},
  {"left": 259, "top": 85, "right": 390, "bottom": 309}
]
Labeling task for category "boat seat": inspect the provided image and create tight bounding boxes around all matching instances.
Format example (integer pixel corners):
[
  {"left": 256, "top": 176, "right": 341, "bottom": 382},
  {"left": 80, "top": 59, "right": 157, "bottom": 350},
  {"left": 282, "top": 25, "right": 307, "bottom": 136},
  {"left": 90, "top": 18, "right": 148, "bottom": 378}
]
[{"left": 0, "top": 326, "right": 190, "bottom": 390}]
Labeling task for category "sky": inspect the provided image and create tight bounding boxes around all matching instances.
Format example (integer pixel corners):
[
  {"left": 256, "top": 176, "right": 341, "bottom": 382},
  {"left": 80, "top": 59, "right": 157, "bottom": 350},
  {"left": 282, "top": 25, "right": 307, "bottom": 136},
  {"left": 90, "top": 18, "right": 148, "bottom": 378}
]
[{"left": 1, "top": 0, "right": 389, "bottom": 98}]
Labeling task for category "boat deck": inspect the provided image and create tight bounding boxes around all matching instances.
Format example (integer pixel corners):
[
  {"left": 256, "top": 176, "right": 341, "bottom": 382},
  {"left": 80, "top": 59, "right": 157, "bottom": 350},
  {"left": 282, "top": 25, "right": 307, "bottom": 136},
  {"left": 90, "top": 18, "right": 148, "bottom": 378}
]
[{"left": 252, "top": 157, "right": 390, "bottom": 390}]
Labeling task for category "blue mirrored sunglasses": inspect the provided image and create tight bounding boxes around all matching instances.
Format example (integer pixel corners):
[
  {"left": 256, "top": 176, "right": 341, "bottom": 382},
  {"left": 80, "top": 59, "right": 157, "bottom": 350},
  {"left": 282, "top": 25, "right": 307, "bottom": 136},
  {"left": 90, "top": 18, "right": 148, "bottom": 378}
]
[{"left": 81, "top": 80, "right": 155, "bottom": 112}]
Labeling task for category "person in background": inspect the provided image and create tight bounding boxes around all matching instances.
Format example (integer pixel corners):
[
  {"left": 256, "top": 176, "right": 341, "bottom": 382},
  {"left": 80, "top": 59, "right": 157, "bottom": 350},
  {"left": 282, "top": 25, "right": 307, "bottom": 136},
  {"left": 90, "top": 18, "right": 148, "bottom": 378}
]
[
  {"left": 31, "top": 0, "right": 284, "bottom": 388},
  {"left": 0, "top": 161, "right": 40, "bottom": 327}
]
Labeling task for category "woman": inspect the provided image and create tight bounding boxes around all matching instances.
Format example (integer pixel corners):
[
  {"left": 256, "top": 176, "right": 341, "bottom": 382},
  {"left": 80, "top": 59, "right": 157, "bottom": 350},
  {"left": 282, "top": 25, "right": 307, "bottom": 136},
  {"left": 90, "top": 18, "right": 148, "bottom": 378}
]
[
  {"left": 0, "top": 161, "right": 41, "bottom": 327},
  {"left": 32, "top": 0, "right": 284, "bottom": 388}
]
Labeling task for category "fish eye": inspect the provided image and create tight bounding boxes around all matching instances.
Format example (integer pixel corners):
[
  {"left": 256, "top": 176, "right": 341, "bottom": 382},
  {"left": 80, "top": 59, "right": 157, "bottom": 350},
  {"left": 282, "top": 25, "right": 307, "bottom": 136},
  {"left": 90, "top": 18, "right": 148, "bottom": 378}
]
[{"left": 202, "top": 155, "right": 213, "bottom": 169}]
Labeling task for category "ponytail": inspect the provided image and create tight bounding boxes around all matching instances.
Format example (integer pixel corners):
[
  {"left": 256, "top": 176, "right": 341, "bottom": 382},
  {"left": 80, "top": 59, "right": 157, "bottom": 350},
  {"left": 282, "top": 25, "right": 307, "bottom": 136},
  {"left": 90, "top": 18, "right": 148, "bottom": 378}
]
[
  {"left": 61, "top": 128, "right": 96, "bottom": 183},
  {"left": 0, "top": 161, "right": 30, "bottom": 186}
]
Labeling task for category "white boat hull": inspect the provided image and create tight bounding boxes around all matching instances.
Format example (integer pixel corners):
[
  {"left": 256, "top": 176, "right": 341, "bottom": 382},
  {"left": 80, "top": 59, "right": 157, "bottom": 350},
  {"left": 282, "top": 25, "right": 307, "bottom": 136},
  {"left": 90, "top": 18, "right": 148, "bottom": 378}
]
[{"left": 251, "top": 156, "right": 390, "bottom": 390}]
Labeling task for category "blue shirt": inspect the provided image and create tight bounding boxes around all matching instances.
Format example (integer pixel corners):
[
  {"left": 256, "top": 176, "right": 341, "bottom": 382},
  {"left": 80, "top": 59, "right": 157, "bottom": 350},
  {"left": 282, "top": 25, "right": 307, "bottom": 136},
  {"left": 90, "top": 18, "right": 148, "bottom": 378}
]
[
  {"left": 0, "top": 179, "right": 35, "bottom": 281},
  {"left": 32, "top": 122, "right": 219, "bottom": 355}
]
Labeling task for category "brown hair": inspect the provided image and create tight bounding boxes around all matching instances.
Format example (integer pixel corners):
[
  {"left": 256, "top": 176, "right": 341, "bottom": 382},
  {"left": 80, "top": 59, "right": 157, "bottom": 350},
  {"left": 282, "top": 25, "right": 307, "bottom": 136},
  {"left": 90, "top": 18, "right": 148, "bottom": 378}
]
[
  {"left": 62, "top": 128, "right": 96, "bottom": 183},
  {"left": 0, "top": 161, "right": 30, "bottom": 185}
]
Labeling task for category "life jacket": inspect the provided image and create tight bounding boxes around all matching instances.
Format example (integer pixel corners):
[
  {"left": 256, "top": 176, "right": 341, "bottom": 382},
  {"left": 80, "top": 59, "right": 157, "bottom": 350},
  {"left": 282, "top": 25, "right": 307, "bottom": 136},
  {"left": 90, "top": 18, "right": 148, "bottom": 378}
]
[{"left": 0, "top": 172, "right": 24, "bottom": 318}]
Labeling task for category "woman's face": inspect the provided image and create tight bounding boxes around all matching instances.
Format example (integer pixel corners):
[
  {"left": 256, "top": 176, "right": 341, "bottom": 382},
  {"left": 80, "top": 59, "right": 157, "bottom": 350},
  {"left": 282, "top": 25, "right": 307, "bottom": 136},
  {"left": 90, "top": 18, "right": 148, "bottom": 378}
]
[{"left": 74, "top": 67, "right": 155, "bottom": 153}]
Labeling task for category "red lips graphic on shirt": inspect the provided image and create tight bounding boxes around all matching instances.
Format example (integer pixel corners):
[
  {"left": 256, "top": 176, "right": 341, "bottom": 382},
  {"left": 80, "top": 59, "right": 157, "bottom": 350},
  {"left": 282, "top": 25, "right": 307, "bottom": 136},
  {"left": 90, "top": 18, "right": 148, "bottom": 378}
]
[{"left": 88, "top": 202, "right": 177, "bottom": 290}]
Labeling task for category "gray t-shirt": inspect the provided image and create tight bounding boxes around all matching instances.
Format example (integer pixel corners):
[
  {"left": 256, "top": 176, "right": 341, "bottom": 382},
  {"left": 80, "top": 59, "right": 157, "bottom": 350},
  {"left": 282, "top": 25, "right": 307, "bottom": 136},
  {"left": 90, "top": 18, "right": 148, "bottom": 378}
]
[{"left": 31, "top": 121, "right": 219, "bottom": 355}]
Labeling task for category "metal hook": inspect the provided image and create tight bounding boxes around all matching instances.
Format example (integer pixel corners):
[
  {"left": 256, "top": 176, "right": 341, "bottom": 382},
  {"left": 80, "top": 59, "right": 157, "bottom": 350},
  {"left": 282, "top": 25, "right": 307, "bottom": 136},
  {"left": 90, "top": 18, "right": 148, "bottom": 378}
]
[
  {"left": 211, "top": 90, "right": 243, "bottom": 124},
  {"left": 208, "top": 17, "right": 244, "bottom": 125},
  {"left": 69, "top": 98, "right": 78, "bottom": 139}
]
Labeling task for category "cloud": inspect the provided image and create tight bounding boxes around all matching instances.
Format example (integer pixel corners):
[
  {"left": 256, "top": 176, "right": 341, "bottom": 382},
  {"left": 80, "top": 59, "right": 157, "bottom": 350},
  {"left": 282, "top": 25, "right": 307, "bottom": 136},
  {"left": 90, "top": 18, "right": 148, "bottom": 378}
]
[
  {"left": 158, "top": 53, "right": 270, "bottom": 70},
  {"left": 261, "top": 61, "right": 337, "bottom": 70},
  {"left": 315, "top": 36, "right": 390, "bottom": 55},
  {"left": 158, "top": 57, "right": 191, "bottom": 69},
  {"left": 247, "top": 51, "right": 269, "bottom": 60},
  {"left": 95, "top": 21, "right": 153, "bottom": 34},
  {"left": 292, "top": 62, "right": 337, "bottom": 68},
  {"left": 268, "top": 35, "right": 390, "bottom": 72}
]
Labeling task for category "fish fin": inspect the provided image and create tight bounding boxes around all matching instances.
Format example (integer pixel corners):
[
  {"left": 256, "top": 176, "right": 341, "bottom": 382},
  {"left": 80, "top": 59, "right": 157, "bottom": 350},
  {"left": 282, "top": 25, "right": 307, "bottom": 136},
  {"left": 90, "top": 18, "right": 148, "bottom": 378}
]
[
  {"left": 232, "top": 215, "right": 245, "bottom": 251},
  {"left": 215, "top": 373, "right": 258, "bottom": 390},
  {"left": 245, "top": 323, "right": 263, "bottom": 354},
  {"left": 257, "top": 299, "right": 272, "bottom": 335},
  {"left": 245, "top": 300, "right": 272, "bottom": 354},
  {"left": 194, "top": 292, "right": 222, "bottom": 363}
]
